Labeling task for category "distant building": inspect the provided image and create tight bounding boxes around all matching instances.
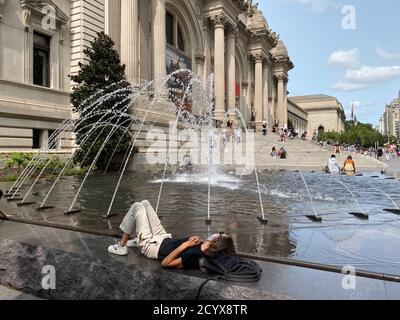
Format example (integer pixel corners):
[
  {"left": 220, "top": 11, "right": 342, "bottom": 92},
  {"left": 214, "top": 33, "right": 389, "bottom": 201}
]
[
  {"left": 379, "top": 115, "right": 385, "bottom": 135},
  {"left": 287, "top": 99, "right": 308, "bottom": 135},
  {"left": 380, "top": 91, "right": 400, "bottom": 139},
  {"left": 288, "top": 95, "right": 346, "bottom": 135}
]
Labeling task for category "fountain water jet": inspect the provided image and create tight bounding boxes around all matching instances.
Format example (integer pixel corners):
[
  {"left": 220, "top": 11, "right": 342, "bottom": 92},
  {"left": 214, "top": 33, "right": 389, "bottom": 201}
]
[
  {"left": 366, "top": 185, "right": 400, "bottom": 215},
  {"left": 336, "top": 178, "right": 369, "bottom": 220},
  {"left": 297, "top": 170, "right": 322, "bottom": 222}
]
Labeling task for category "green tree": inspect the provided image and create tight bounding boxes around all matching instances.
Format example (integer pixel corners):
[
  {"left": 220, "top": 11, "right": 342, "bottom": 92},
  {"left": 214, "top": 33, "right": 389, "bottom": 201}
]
[
  {"left": 70, "top": 32, "right": 132, "bottom": 171},
  {"left": 319, "top": 121, "right": 389, "bottom": 148}
]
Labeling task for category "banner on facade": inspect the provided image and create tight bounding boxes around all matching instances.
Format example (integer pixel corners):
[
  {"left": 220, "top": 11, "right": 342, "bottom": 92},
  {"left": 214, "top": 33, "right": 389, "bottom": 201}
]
[{"left": 166, "top": 46, "right": 192, "bottom": 74}]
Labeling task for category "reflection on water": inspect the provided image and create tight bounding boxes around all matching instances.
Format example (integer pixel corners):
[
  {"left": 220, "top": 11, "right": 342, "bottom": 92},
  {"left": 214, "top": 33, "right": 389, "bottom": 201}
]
[{"left": 1, "top": 170, "right": 400, "bottom": 275}]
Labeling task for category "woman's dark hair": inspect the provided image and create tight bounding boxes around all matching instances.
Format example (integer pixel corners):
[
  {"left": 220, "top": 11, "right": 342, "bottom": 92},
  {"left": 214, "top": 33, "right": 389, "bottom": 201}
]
[
  {"left": 205, "top": 235, "right": 236, "bottom": 257},
  {"left": 347, "top": 156, "right": 353, "bottom": 160}
]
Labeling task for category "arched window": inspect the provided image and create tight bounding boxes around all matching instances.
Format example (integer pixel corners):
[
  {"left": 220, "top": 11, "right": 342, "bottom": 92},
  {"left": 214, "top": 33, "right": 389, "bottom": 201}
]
[
  {"left": 166, "top": 12, "right": 174, "bottom": 46},
  {"left": 318, "top": 126, "right": 325, "bottom": 135},
  {"left": 177, "top": 25, "right": 185, "bottom": 52},
  {"left": 166, "top": 11, "right": 185, "bottom": 53}
]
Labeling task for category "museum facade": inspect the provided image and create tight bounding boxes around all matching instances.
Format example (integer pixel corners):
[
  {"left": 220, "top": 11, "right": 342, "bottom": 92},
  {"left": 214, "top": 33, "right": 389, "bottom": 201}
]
[
  {"left": 0, "top": 0, "right": 311, "bottom": 152},
  {"left": 100, "top": 0, "right": 296, "bottom": 129}
]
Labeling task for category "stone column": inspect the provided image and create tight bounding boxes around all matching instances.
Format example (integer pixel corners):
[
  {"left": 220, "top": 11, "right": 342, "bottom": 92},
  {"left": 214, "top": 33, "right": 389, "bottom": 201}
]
[
  {"left": 39, "top": 130, "right": 49, "bottom": 150},
  {"left": 283, "top": 79, "right": 288, "bottom": 127},
  {"left": 202, "top": 20, "right": 212, "bottom": 85},
  {"left": 0, "top": 0, "right": 4, "bottom": 78},
  {"left": 50, "top": 32, "right": 60, "bottom": 89},
  {"left": 106, "top": 0, "right": 121, "bottom": 53},
  {"left": 152, "top": 0, "right": 166, "bottom": 91},
  {"left": 121, "top": 0, "right": 139, "bottom": 84},
  {"left": 271, "top": 79, "right": 277, "bottom": 126},
  {"left": 254, "top": 54, "right": 264, "bottom": 130},
  {"left": 227, "top": 28, "right": 236, "bottom": 116},
  {"left": 23, "top": 9, "right": 32, "bottom": 84},
  {"left": 263, "top": 64, "right": 270, "bottom": 125},
  {"left": 59, "top": 25, "right": 67, "bottom": 91},
  {"left": 242, "top": 82, "right": 249, "bottom": 123},
  {"left": 276, "top": 73, "right": 288, "bottom": 129},
  {"left": 211, "top": 15, "right": 226, "bottom": 121},
  {"left": 0, "top": 0, "right": 5, "bottom": 21},
  {"left": 246, "top": 56, "right": 253, "bottom": 125}
]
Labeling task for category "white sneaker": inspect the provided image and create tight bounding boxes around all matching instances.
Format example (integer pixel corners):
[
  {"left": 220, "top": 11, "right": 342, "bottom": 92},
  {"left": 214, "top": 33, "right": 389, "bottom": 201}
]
[
  {"left": 108, "top": 243, "right": 128, "bottom": 256},
  {"left": 127, "top": 238, "right": 138, "bottom": 248}
]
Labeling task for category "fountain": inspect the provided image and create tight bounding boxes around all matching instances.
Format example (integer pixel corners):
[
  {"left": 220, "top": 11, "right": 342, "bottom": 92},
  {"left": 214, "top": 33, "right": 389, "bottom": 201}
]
[
  {"left": 296, "top": 170, "right": 322, "bottom": 222},
  {"left": 367, "top": 184, "right": 400, "bottom": 215},
  {"left": 3, "top": 67, "right": 400, "bottom": 281},
  {"left": 335, "top": 178, "right": 369, "bottom": 220},
  {"left": 7, "top": 70, "right": 266, "bottom": 225}
]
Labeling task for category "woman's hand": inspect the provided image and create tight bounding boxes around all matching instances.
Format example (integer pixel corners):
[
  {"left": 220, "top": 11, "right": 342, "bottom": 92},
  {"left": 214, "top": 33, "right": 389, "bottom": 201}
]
[
  {"left": 185, "top": 236, "right": 202, "bottom": 248},
  {"left": 162, "top": 236, "right": 202, "bottom": 269}
]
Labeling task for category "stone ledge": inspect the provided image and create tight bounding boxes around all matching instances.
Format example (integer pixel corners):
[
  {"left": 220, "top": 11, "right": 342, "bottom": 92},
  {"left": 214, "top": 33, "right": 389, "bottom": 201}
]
[{"left": 0, "top": 239, "right": 291, "bottom": 300}]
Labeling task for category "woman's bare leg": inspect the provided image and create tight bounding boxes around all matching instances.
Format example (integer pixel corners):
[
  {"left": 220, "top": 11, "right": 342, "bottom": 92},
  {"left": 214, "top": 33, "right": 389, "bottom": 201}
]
[{"left": 120, "top": 233, "right": 130, "bottom": 247}]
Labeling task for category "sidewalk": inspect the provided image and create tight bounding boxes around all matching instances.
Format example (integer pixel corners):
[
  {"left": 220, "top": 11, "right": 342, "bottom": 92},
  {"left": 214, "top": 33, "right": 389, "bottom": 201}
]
[{"left": 1, "top": 219, "right": 399, "bottom": 300}]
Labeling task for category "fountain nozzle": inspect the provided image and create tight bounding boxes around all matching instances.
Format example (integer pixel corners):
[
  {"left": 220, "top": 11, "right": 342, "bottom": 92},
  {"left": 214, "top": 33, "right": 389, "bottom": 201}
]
[
  {"left": 306, "top": 215, "right": 322, "bottom": 222},
  {"left": 257, "top": 217, "right": 269, "bottom": 225},
  {"left": 348, "top": 212, "right": 369, "bottom": 220}
]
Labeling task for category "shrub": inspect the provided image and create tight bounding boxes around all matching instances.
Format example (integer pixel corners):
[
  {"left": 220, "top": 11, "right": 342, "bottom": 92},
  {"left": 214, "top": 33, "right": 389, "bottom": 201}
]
[
  {"left": 4, "top": 175, "right": 19, "bottom": 182},
  {"left": 5, "top": 153, "right": 33, "bottom": 170}
]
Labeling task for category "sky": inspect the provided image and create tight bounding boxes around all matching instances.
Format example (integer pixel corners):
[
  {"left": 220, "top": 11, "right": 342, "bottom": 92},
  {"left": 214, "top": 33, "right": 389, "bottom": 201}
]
[{"left": 260, "top": 0, "right": 400, "bottom": 126}]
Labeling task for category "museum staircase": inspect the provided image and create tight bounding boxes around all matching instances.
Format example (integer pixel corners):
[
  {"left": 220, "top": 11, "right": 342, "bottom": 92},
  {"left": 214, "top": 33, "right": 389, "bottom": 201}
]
[{"left": 252, "top": 132, "right": 388, "bottom": 171}]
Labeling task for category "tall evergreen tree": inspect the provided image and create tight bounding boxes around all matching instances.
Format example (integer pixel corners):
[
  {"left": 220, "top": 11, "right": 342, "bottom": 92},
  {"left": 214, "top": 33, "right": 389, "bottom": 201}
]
[{"left": 70, "top": 32, "right": 132, "bottom": 171}]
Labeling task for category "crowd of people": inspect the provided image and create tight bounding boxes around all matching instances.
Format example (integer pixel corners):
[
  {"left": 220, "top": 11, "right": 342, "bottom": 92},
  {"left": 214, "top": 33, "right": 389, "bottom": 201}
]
[
  {"left": 372, "top": 144, "right": 400, "bottom": 161},
  {"left": 317, "top": 139, "right": 400, "bottom": 162}
]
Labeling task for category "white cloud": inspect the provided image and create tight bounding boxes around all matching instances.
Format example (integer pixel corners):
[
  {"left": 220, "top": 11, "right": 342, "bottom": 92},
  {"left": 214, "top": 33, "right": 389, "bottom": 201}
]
[
  {"left": 290, "top": 0, "right": 336, "bottom": 13},
  {"left": 327, "top": 49, "right": 360, "bottom": 69},
  {"left": 332, "top": 81, "right": 371, "bottom": 92},
  {"left": 376, "top": 46, "right": 400, "bottom": 60},
  {"left": 333, "top": 66, "right": 400, "bottom": 91},
  {"left": 345, "top": 66, "right": 400, "bottom": 83}
]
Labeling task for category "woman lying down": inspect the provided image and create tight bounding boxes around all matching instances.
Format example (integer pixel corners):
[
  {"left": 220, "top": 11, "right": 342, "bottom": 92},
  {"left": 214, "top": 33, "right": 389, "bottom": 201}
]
[{"left": 108, "top": 200, "right": 236, "bottom": 270}]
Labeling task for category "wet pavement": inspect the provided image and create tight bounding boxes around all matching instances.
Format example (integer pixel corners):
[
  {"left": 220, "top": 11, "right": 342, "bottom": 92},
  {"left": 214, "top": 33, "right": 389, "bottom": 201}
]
[
  {"left": 1, "top": 219, "right": 399, "bottom": 300},
  {"left": 1, "top": 169, "right": 400, "bottom": 277}
]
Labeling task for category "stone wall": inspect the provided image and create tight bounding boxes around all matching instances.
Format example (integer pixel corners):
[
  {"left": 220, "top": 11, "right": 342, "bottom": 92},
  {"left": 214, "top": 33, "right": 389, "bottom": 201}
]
[
  {"left": 0, "top": 0, "right": 72, "bottom": 152},
  {"left": 70, "top": 0, "right": 105, "bottom": 76}
]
